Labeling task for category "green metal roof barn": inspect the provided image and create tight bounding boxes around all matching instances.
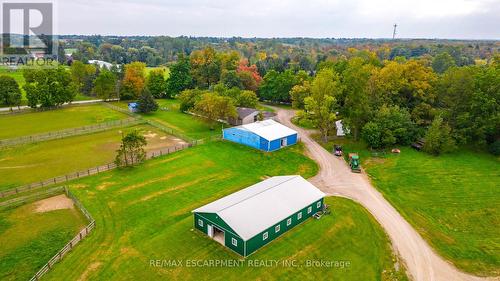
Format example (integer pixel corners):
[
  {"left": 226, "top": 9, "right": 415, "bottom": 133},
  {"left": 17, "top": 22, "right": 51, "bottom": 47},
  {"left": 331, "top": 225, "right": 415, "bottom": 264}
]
[{"left": 192, "top": 176, "right": 326, "bottom": 256}]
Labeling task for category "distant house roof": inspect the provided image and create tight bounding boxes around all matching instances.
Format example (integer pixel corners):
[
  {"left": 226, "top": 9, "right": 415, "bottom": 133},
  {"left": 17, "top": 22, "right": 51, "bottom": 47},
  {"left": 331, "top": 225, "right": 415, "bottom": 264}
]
[
  {"left": 192, "top": 176, "right": 325, "bottom": 240},
  {"left": 237, "top": 107, "right": 259, "bottom": 119},
  {"left": 237, "top": 119, "right": 297, "bottom": 141},
  {"left": 88, "top": 60, "right": 113, "bottom": 69}
]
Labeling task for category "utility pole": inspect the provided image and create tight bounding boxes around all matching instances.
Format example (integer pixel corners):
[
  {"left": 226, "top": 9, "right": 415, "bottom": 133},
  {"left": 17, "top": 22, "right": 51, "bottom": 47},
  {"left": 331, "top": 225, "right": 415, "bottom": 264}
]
[{"left": 392, "top": 24, "right": 397, "bottom": 39}]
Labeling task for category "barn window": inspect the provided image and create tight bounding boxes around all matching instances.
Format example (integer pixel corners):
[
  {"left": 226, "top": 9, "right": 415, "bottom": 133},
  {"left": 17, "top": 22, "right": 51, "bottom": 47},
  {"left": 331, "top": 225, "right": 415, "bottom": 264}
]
[
  {"left": 317, "top": 201, "right": 321, "bottom": 208},
  {"left": 263, "top": 232, "right": 268, "bottom": 240},
  {"left": 297, "top": 212, "right": 302, "bottom": 220},
  {"left": 198, "top": 219, "right": 203, "bottom": 227},
  {"left": 307, "top": 206, "right": 312, "bottom": 214},
  {"left": 287, "top": 218, "right": 292, "bottom": 226},
  {"left": 232, "top": 238, "right": 238, "bottom": 246},
  {"left": 275, "top": 225, "right": 280, "bottom": 233}
]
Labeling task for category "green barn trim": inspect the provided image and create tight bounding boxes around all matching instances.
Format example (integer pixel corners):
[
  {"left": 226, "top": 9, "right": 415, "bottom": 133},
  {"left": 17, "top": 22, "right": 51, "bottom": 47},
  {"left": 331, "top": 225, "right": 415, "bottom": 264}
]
[{"left": 192, "top": 175, "right": 325, "bottom": 256}]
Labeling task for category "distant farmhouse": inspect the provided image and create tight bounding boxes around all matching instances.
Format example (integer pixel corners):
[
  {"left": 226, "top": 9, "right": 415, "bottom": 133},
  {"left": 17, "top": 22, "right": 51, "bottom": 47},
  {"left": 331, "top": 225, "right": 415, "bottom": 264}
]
[
  {"left": 223, "top": 119, "right": 298, "bottom": 151},
  {"left": 88, "top": 60, "right": 113, "bottom": 69},
  {"left": 192, "top": 176, "right": 325, "bottom": 256}
]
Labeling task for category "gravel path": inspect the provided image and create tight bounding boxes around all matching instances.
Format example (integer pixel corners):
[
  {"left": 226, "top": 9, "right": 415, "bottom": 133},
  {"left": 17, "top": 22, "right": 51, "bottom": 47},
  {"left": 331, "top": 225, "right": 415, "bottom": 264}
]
[{"left": 273, "top": 107, "right": 496, "bottom": 281}]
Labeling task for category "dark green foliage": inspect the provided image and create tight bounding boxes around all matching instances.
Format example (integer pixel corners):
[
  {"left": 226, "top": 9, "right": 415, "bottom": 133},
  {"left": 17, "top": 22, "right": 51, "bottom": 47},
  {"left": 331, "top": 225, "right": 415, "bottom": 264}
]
[
  {"left": 423, "top": 116, "right": 456, "bottom": 155},
  {"left": 488, "top": 140, "right": 500, "bottom": 156},
  {"left": 361, "top": 105, "right": 415, "bottom": 149},
  {"left": 166, "top": 54, "right": 192, "bottom": 98},
  {"left": 432, "top": 52, "right": 456, "bottom": 74},
  {"left": 146, "top": 70, "right": 166, "bottom": 98},
  {"left": 93, "top": 69, "right": 118, "bottom": 101},
  {"left": 221, "top": 70, "right": 243, "bottom": 89},
  {"left": 258, "top": 69, "right": 298, "bottom": 103},
  {"left": 23, "top": 67, "right": 78, "bottom": 108},
  {"left": 138, "top": 89, "right": 159, "bottom": 113},
  {"left": 0, "top": 75, "right": 22, "bottom": 109},
  {"left": 115, "top": 130, "right": 147, "bottom": 167}
]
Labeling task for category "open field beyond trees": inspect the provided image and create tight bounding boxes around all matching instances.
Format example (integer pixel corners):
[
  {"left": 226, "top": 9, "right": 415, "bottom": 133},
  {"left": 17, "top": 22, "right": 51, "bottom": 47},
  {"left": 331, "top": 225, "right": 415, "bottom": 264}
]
[
  {"left": 0, "top": 124, "right": 184, "bottom": 190},
  {"left": 0, "top": 104, "right": 128, "bottom": 139},
  {"left": 25, "top": 141, "right": 408, "bottom": 281},
  {"left": 316, "top": 136, "right": 500, "bottom": 276},
  {"left": 0, "top": 195, "right": 87, "bottom": 281}
]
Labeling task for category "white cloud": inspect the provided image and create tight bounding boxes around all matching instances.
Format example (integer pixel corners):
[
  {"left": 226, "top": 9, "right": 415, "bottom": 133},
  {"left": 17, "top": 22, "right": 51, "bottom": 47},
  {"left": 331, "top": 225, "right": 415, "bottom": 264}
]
[{"left": 56, "top": 0, "right": 500, "bottom": 39}]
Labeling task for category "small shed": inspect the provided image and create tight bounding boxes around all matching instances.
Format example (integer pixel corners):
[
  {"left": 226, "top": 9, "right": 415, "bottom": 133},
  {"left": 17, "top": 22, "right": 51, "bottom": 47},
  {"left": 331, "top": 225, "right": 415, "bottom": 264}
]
[
  {"left": 229, "top": 107, "right": 260, "bottom": 126},
  {"left": 192, "top": 175, "right": 326, "bottom": 256},
  {"left": 128, "top": 102, "right": 139, "bottom": 113},
  {"left": 223, "top": 119, "right": 298, "bottom": 152},
  {"left": 336, "top": 120, "right": 348, "bottom": 137}
]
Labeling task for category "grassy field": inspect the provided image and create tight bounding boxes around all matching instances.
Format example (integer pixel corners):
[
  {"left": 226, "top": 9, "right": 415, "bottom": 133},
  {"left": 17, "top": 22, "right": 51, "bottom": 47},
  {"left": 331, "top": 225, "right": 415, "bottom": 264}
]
[
  {"left": 315, "top": 135, "right": 500, "bottom": 276},
  {"left": 0, "top": 104, "right": 127, "bottom": 139},
  {"left": 28, "top": 141, "right": 406, "bottom": 281},
  {"left": 0, "top": 124, "right": 184, "bottom": 190},
  {"left": 366, "top": 148, "right": 500, "bottom": 276},
  {"left": 114, "top": 99, "right": 220, "bottom": 140},
  {"left": 0, "top": 196, "right": 87, "bottom": 281}
]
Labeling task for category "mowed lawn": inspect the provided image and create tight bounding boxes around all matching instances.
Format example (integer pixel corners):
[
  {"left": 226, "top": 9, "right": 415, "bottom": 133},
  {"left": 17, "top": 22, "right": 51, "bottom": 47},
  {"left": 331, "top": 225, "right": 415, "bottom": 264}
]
[
  {"left": 365, "top": 148, "right": 500, "bottom": 276},
  {"left": 0, "top": 104, "right": 127, "bottom": 139},
  {"left": 114, "top": 99, "right": 219, "bottom": 140},
  {"left": 0, "top": 125, "right": 183, "bottom": 190},
  {"left": 0, "top": 196, "right": 87, "bottom": 281},
  {"left": 37, "top": 141, "right": 407, "bottom": 281}
]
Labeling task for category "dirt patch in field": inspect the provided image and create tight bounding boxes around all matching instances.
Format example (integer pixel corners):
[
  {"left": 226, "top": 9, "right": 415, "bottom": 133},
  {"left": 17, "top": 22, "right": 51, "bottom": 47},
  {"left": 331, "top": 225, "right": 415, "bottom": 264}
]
[
  {"left": 96, "top": 181, "right": 116, "bottom": 191},
  {"left": 78, "top": 261, "right": 102, "bottom": 281},
  {"left": 34, "top": 194, "right": 74, "bottom": 213}
]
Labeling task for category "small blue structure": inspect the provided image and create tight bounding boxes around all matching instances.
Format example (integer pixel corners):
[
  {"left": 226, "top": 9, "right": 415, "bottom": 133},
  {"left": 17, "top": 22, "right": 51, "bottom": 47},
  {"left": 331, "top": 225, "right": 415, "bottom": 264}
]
[
  {"left": 223, "top": 120, "right": 298, "bottom": 152},
  {"left": 128, "top": 102, "right": 139, "bottom": 113}
]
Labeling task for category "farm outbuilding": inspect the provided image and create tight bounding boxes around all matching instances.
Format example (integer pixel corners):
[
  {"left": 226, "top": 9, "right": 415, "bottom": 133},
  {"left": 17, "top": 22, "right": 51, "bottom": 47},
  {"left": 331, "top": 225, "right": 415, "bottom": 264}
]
[
  {"left": 192, "top": 175, "right": 326, "bottom": 256},
  {"left": 222, "top": 119, "right": 298, "bottom": 151}
]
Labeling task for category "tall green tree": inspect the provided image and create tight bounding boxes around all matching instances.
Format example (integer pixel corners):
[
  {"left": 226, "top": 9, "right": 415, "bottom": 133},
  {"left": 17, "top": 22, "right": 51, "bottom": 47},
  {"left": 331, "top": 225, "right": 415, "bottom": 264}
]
[
  {"left": 93, "top": 69, "right": 118, "bottom": 101},
  {"left": 190, "top": 47, "right": 221, "bottom": 88},
  {"left": 115, "top": 131, "right": 147, "bottom": 167},
  {"left": 342, "top": 58, "right": 373, "bottom": 140},
  {"left": 304, "top": 68, "right": 342, "bottom": 142},
  {"left": 138, "top": 88, "right": 159, "bottom": 113},
  {"left": 23, "top": 67, "right": 78, "bottom": 108},
  {"left": 423, "top": 116, "right": 456, "bottom": 155},
  {"left": 166, "top": 54, "right": 192, "bottom": 98},
  {"left": 146, "top": 69, "right": 166, "bottom": 98},
  {"left": 0, "top": 75, "right": 22, "bottom": 110}
]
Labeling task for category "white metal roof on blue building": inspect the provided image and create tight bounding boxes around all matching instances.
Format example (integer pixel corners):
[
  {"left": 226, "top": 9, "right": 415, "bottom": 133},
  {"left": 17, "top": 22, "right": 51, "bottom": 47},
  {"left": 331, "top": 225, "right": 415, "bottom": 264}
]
[
  {"left": 192, "top": 176, "right": 325, "bottom": 240},
  {"left": 235, "top": 119, "right": 297, "bottom": 141}
]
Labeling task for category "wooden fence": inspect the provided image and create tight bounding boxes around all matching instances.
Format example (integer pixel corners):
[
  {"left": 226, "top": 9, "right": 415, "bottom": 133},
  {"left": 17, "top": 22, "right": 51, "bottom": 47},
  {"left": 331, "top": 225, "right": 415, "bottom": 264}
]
[
  {"left": 0, "top": 142, "right": 200, "bottom": 199},
  {"left": 0, "top": 117, "right": 143, "bottom": 148},
  {"left": 28, "top": 187, "right": 95, "bottom": 281},
  {"left": 100, "top": 102, "right": 195, "bottom": 142}
]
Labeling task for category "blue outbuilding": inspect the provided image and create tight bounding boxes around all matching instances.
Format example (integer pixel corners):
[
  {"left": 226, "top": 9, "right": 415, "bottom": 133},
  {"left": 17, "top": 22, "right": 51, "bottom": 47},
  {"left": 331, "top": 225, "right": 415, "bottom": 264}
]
[
  {"left": 128, "top": 102, "right": 139, "bottom": 113},
  {"left": 223, "top": 119, "right": 298, "bottom": 152}
]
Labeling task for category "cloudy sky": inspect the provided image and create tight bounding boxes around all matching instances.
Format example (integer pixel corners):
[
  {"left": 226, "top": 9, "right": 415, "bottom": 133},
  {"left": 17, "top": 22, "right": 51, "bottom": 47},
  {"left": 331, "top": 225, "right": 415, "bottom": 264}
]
[{"left": 55, "top": 0, "right": 499, "bottom": 39}]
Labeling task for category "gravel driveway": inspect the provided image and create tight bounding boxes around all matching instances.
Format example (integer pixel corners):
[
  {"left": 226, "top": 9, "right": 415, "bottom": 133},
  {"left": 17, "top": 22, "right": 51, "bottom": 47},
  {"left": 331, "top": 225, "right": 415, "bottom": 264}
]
[{"left": 273, "top": 106, "right": 495, "bottom": 281}]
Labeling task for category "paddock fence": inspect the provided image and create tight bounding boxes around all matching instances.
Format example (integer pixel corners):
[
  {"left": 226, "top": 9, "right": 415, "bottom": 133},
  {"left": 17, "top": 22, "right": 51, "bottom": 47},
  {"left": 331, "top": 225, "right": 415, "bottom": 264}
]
[
  {"left": 0, "top": 139, "right": 220, "bottom": 199},
  {"left": 28, "top": 187, "right": 96, "bottom": 281},
  {"left": 0, "top": 117, "right": 144, "bottom": 148}
]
